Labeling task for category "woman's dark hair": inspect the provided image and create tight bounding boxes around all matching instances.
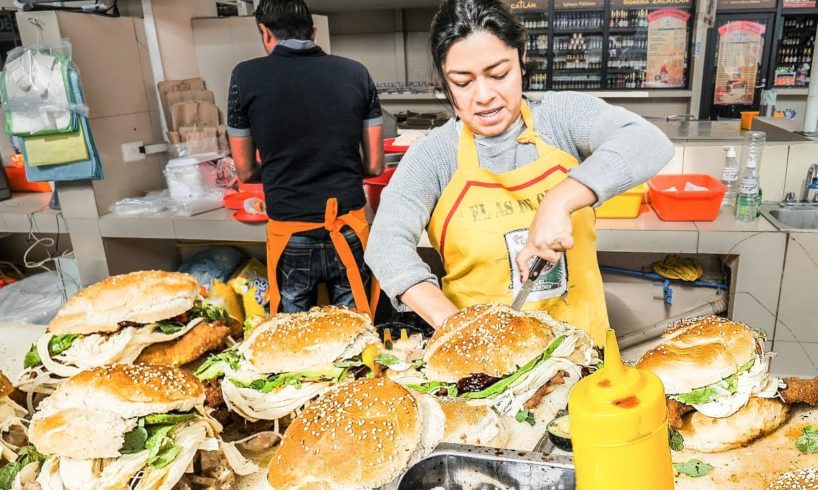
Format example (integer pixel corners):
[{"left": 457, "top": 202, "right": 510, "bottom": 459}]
[
  {"left": 430, "top": 0, "right": 527, "bottom": 107},
  {"left": 255, "top": 0, "right": 314, "bottom": 41}
]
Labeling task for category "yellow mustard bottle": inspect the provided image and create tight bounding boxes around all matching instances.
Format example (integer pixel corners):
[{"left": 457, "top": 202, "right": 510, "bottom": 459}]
[{"left": 568, "top": 329, "right": 674, "bottom": 489}]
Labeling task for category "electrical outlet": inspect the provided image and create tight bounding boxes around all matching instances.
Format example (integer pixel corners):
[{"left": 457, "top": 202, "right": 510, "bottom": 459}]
[{"left": 121, "top": 141, "right": 145, "bottom": 162}]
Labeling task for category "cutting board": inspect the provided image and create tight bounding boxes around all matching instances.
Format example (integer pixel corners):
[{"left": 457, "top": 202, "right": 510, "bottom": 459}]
[{"left": 674, "top": 406, "right": 818, "bottom": 489}]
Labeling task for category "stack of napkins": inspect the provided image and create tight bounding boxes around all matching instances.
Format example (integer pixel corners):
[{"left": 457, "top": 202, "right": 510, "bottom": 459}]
[{"left": 663, "top": 182, "right": 710, "bottom": 192}]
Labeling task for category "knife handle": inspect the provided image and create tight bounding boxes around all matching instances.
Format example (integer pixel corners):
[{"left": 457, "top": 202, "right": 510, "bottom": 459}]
[{"left": 529, "top": 257, "right": 548, "bottom": 280}]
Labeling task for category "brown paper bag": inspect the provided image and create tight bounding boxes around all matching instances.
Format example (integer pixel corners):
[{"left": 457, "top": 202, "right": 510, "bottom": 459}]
[
  {"left": 170, "top": 101, "right": 220, "bottom": 131},
  {"left": 158, "top": 79, "right": 207, "bottom": 126},
  {"left": 166, "top": 90, "right": 215, "bottom": 108},
  {"left": 179, "top": 126, "right": 219, "bottom": 154}
]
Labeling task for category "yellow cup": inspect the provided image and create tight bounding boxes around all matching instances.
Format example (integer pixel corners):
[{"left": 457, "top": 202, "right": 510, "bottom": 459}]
[{"left": 741, "top": 111, "right": 759, "bottom": 130}]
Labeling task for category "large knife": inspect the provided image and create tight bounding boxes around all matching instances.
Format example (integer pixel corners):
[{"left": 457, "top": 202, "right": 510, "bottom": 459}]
[{"left": 510, "top": 257, "right": 551, "bottom": 310}]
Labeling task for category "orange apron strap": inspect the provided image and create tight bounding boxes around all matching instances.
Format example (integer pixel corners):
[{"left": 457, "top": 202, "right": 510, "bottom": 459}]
[
  {"left": 324, "top": 199, "right": 373, "bottom": 317},
  {"left": 265, "top": 220, "right": 324, "bottom": 313},
  {"left": 265, "top": 223, "right": 293, "bottom": 315},
  {"left": 340, "top": 207, "right": 381, "bottom": 317}
]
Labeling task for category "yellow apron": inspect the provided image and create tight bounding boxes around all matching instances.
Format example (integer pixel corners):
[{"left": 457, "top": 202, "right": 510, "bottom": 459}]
[{"left": 427, "top": 101, "right": 609, "bottom": 345}]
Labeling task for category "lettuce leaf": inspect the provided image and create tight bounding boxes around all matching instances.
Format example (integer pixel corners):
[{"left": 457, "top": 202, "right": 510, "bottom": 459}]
[
  {"left": 194, "top": 348, "right": 242, "bottom": 381},
  {"left": 231, "top": 366, "right": 346, "bottom": 393},
  {"left": 673, "top": 459, "right": 713, "bottom": 478},
  {"left": 669, "top": 426, "right": 684, "bottom": 451},
  {"left": 23, "top": 334, "right": 80, "bottom": 369},
  {"left": 190, "top": 301, "right": 230, "bottom": 324},
  {"left": 796, "top": 426, "right": 818, "bottom": 453},
  {"left": 406, "top": 381, "right": 458, "bottom": 397},
  {"left": 119, "top": 412, "right": 197, "bottom": 468},
  {"left": 375, "top": 353, "right": 400, "bottom": 367},
  {"left": 145, "top": 425, "right": 178, "bottom": 469},
  {"left": 156, "top": 321, "right": 185, "bottom": 335},
  {"left": 0, "top": 446, "right": 46, "bottom": 490},
  {"left": 669, "top": 357, "right": 755, "bottom": 406}
]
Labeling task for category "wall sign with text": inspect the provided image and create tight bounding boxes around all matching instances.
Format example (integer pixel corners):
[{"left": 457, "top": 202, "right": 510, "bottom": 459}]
[
  {"left": 507, "top": 0, "right": 547, "bottom": 11},
  {"left": 644, "top": 9, "right": 691, "bottom": 88},
  {"left": 717, "top": 0, "right": 777, "bottom": 10},
  {"left": 713, "top": 21, "right": 765, "bottom": 106}
]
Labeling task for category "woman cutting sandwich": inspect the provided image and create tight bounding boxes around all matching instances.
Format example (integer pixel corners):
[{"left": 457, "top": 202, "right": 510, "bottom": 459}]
[{"left": 365, "top": 0, "right": 673, "bottom": 346}]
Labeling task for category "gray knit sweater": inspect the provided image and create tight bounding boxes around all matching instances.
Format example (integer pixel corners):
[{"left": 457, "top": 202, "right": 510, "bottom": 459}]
[{"left": 365, "top": 91, "right": 674, "bottom": 309}]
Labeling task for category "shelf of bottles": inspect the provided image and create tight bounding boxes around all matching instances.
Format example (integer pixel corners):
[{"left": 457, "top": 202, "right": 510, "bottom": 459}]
[
  {"left": 773, "top": 14, "right": 816, "bottom": 88},
  {"left": 520, "top": 11, "right": 551, "bottom": 91},
  {"left": 512, "top": 0, "right": 693, "bottom": 91},
  {"left": 552, "top": 11, "right": 605, "bottom": 89}
]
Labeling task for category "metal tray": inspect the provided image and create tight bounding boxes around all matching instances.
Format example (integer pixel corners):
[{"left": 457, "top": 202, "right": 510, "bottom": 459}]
[{"left": 395, "top": 443, "right": 575, "bottom": 490}]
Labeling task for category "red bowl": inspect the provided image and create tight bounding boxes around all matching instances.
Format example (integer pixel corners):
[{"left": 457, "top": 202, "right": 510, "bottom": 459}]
[{"left": 364, "top": 166, "right": 397, "bottom": 212}]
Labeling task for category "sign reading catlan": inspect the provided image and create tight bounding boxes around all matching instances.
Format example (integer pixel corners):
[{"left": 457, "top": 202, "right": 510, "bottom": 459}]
[{"left": 507, "top": 0, "right": 545, "bottom": 10}]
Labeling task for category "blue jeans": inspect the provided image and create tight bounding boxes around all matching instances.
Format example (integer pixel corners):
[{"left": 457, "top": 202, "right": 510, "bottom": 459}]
[{"left": 276, "top": 228, "right": 371, "bottom": 313}]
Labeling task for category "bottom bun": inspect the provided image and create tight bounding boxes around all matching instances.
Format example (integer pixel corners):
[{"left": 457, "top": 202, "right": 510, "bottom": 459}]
[
  {"left": 679, "top": 397, "right": 790, "bottom": 453},
  {"left": 439, "top": 399, "right": 509, "bottom": 448}
]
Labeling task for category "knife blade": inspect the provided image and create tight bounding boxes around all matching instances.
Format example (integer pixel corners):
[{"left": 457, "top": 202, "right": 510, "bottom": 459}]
[{"left": 511, "top": 257, "right": 550, "bottom": 310}]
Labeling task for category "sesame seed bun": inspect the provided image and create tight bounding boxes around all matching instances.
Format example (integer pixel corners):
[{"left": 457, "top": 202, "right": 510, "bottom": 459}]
[
  {"left": 439, "top": 398, "right": 509, "bottom": 448},
  {"left": 636, "top": 316, "right": 759, "bottom": 394},
  {"left": 423, "top": 304, "right": 557, "bottom": 383},
  {"left": 242, "top": 306, "right": 379, "bottom": 374},
  {"left": 0, "top": 371, "right": 12, "bottom": 399},
  {"left": 266, "top": 378, "right": 445, "bottom": 490},
  {"left": 678, "top": 397, "right": 789, "bottom": 453},
  {"left": 48, "top": 271, "right": 201, "bottom": 335},
  {"left": 30, "top": 364, "right": 205, "bottom": 460},
  {"left": 768, "top": 467, "right": 818, "bottom": 489}
]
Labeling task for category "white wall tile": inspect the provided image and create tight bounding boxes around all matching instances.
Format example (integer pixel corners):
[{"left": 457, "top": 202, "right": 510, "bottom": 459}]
[
  {"left": 682, "top": 145, "right": 724, "bottom": 178},
  {"left": 776, "top": 233, "right": 818, "bottom": 343},
  {"left": 759, "top": 144, "right": 789, "bottom": 203},
  {"left": 784, "top": 143, "right": 818, "bottom": 199},
  {"left": 658, "top": 145, "right": 684, "bottom": 175},
  {"left": 771, "top": 341, "right": 818, "bottom": 377}
]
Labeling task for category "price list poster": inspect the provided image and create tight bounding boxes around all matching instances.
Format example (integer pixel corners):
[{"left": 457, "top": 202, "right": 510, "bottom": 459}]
[
  {"left": 713, "top": 21, "right": 765, "bottom": 105},
  {"left": 645, "top": 9, "right": 691, "bottom": 88}
]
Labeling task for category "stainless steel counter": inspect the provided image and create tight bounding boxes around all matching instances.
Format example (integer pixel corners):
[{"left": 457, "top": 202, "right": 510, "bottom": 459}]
[{"left": 654, "top": 119, "right": 814, "bottom": 143}]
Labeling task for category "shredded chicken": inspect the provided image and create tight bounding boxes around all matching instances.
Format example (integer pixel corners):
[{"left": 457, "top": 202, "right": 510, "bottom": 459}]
[
  {"left": 667, "top": 399, "right": 695, "bottom": 429},
  {"left": 524, "top": 370, "right": 569, "bottom": 409}
]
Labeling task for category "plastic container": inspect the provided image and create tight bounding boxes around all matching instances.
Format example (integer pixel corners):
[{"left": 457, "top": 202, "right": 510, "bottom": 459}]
[
  {"left": 569, "top": 330, "right": 674, "bottom": 490},
  {"left": 364, "top": 166, "right": 397, "bottom": 212},
  {"left": 648, "top": 174, "right": 727, "bottom": 221},
  {"left": 163, "top": 152, "right": 222, "bottom": 202},
  {"left": 596, "top": 183, "right": 648, "bottom": 218},
  {"left": 740, "top": 111, "right": 759, "bottom": 130},
  {"left": 384, "top": 137, "right": 409, "bottom": 153}
]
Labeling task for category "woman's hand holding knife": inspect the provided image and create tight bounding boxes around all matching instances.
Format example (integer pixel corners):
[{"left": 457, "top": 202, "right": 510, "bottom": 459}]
[{"left": 516, "top": 178, "right": 598, "bottom": 282}]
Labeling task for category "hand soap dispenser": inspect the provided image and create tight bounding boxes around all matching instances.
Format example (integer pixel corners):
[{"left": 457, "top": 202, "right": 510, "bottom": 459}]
[{"left": 568, "top": 329, "right": 673, "bottom": 490}]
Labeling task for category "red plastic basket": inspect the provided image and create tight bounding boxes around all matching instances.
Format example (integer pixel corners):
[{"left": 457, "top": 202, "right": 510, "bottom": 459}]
[
  {"left": 364, "top": 166, "right": 397, "bottom": 212},
  {"left": 384, "top": 138, "right": 409, "bottom": 154},
  {"left": 648, "top": 174, "right": 727, "bottom": 222}
]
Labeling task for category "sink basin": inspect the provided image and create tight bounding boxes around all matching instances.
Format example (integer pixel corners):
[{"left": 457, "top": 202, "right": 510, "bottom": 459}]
[{"left": 762, "top": 207, "right": 818, "bottom": 230}]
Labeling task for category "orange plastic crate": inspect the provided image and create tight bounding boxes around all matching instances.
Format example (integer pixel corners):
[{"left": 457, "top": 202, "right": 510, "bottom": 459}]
[{"left": 648, "top": 174, "right": 727, "bottom": 222}]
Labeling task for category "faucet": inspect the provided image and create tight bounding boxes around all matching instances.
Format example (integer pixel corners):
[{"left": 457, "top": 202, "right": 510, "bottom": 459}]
[{"left": 802, "top": 164, "right": 818, "bottom": 203}]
